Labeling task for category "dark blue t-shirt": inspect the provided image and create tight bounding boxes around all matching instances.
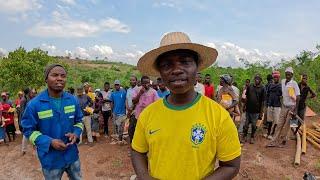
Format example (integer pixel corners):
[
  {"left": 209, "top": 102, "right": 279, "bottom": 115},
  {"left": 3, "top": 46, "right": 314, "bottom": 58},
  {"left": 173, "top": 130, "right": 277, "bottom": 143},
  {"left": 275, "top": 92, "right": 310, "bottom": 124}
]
[
  {"left": 157, "top": 90, "right": 170, "bottom": 98},
  {"left": 110, "top": 89, "right": 126, "bottom": 115}
]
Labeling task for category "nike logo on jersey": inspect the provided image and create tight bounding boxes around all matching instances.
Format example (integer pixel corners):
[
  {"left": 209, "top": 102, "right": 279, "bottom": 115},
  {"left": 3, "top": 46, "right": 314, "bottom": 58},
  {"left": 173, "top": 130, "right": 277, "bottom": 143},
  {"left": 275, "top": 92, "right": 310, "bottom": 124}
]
[{"left": 149, "top": 129, "right": 161, "bottom": 135}]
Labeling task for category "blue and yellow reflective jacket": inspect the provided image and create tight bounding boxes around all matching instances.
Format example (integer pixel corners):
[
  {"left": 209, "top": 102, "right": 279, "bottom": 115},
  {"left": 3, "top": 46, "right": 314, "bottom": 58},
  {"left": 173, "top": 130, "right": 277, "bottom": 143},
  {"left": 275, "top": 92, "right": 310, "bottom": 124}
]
[{"left": 21, "top": 89, "right": 83, "bottom": 170}]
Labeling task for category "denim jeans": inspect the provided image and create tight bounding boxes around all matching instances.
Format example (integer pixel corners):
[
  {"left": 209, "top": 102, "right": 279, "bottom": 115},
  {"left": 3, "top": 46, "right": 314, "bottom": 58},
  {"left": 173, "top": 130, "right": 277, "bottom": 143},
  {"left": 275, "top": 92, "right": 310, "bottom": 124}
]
[{"left": 42, "top": 159, "right": 82, "bottom": 180}]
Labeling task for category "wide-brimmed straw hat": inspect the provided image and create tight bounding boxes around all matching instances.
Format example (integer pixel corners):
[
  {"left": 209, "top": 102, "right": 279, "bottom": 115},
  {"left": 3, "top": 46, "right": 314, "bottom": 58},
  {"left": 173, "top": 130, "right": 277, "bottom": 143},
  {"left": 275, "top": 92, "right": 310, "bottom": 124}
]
[{"left": 137, "top": 32, "right": 218, "bottom": 76}]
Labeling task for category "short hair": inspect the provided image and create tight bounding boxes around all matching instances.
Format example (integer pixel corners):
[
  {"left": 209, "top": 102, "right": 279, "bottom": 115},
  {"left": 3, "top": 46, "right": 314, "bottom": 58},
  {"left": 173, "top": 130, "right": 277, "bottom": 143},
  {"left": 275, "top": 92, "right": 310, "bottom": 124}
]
[
  {"left": 267, "top": 74, "right": 273, "bottom": 81},
  {"left": 104, "top": 82, "right": 110, "bottom": 86},
  {"left": 141, "top": 75, "right": 150, "bottom": 82},
  {"left": 23, "top": 87, "right": 30, "bottom": 95},
  {"left": 77, "top": 85, "right": 84, "bottom": 90},
  {"left": 130, "top": 75, "right": 138, "bottom": 81},
  {"left": 155, "top": 49, "right": 199, "bottom": 70},
  {"left": 246, "top": 79, "right": 250, "bottom": 82},
  {"left": 205, "top": 74, "right": 210, "bottom": 77}
]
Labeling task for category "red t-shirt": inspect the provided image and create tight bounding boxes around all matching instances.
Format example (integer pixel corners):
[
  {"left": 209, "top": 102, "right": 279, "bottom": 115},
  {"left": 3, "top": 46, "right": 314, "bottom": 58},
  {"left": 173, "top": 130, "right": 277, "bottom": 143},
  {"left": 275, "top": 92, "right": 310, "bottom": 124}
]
[
  {"left": 15, "top": 98, "right": 21, "bottom": 106},
  {"left": 2, "top": 103, "right": 14, "bottom": 126},
  {"left": 204, "top": 84, "right": 215, "bottom": 99}
]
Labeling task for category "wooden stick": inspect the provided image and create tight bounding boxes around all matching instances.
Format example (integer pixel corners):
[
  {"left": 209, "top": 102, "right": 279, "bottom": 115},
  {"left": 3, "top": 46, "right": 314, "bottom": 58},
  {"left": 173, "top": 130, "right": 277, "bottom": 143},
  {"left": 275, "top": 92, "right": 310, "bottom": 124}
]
[
  {"left": 306, "top": 131, "right": 320, "bottom": 144},
  {"left": 307, "top": 129, "right": 320, "bottom": 138},
  {"left": 312, "top": 122, "right": 320, "bottom": 130},
  {"left": 302, "top": 124, "right": 307, "bottom": 154},
  {"left": 308, "top": 129, "right": 320, "bottom": 138},
  {"left": 306, "top": 136, "right": 320, "bottom": 150},
  {"left": 294, "top": 133, "right": 302, "bottom": 166}
]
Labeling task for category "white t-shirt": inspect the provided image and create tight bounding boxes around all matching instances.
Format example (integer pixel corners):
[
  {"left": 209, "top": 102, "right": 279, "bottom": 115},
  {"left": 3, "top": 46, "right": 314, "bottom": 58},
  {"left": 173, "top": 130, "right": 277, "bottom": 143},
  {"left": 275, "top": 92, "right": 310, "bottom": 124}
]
[
  {"left": 194, "top": 82, "right": 205, "bottom": 95},
  {"left": 126, "top": 86, "right": 141, "bottom": 110},
  {"left": 281, "top": 79, "right": 300, "bottom": 107}
]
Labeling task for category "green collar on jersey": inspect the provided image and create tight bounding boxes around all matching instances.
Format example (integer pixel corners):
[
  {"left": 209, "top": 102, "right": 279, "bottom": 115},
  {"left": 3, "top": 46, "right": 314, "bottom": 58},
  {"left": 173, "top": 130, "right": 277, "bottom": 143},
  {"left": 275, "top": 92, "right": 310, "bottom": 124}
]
[{"left": 163, "top": 92, "right": 201, "bottom": 111}]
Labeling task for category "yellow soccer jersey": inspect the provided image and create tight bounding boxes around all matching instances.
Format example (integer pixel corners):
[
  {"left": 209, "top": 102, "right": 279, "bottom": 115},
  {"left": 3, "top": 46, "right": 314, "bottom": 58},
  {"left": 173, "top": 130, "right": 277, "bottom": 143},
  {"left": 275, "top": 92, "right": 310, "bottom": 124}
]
[{"left": 132, "top": 93, "right": 241, "bottom": 179}]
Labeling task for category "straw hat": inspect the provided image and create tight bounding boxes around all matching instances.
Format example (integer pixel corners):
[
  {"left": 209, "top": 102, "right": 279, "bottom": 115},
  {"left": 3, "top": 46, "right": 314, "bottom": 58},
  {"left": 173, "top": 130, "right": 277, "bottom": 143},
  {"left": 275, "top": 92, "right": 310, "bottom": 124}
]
[{"left": 137, "top": 32, "right": 218, "bottom": 76}]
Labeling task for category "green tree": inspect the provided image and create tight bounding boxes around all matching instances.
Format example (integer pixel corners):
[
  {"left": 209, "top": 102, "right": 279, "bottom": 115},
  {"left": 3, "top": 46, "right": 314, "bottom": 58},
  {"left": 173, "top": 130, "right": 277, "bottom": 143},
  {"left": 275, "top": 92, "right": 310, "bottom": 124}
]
[{"left": 0, "top": 47, "right": 55, "bottom": 94}]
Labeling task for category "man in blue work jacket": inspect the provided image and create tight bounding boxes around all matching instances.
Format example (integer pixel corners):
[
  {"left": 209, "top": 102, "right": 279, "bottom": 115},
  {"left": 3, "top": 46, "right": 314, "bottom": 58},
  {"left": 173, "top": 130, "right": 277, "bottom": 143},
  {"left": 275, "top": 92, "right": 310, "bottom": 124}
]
[{"left": 21, "top": 64, "right": 84, "bottom": 180}]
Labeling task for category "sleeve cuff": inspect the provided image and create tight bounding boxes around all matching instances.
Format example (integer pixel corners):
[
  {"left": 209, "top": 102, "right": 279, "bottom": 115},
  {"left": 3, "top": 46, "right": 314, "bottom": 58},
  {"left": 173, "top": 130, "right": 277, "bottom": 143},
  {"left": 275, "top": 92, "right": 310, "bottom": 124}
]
[
  {"left": 73, "top": 127, "right": 82, "bottom": 139},
  {"left": 35, "top": 135, "right": 53, "bottom": 153},
  {"left": 132, "top": 143, "right": 148, "bottom": 153},
  {"left": 218, "top": 149, "right": 241, "bottom": 162}
]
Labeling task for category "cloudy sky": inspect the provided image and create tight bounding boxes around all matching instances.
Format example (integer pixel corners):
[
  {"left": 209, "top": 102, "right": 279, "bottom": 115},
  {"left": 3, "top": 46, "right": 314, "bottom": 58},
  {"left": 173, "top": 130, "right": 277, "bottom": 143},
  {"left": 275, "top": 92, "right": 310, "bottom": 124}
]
[{"left": 0, "top": 0, "right": 319, "bottom": 67}]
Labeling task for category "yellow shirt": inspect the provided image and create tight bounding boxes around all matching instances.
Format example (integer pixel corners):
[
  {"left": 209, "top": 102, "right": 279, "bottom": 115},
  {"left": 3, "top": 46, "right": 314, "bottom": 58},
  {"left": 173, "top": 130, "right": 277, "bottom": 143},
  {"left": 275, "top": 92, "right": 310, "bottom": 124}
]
[
  {"left": 132, "top": 94, "right": 241, "bottom": 179},
  {"left": 87, "top": 92, "right": 95, "bottom": 102}
]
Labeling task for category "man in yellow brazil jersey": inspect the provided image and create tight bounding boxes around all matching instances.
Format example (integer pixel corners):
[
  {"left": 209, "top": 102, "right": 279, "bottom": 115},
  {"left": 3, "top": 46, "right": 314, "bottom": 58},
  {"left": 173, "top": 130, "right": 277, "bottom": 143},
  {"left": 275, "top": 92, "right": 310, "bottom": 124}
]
[{"left": 131, "top": 32, "right": 241, "bottom": 179}]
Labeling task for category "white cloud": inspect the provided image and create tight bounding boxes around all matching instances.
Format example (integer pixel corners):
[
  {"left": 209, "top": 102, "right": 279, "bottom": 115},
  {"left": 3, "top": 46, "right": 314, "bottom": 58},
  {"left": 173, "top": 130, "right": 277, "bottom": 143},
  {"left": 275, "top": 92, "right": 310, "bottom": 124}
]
[
  {"left": 74, "top": 47, "right": 90, "bottom": 59},
  {"left": 0, "top": 0, "right": 42, "bottom": 14},
  {"left": 207, "top": 42, "right": 216, "bottom": 48},
  {"left": 41, "top": 43, "right": 57, "bottom": 52},
  {"left": 125, "top": 53, "right": 136, "bottom": 58},
  {"left": 40, "top": 44, "right": 115, "bottom": 60},
  {"left": 27, "top": 11, "right": 130, "bottom": 38},
  {"left": 206, "top": 41, "right": 290, "bottom": 67},
  {"left": 0, "top": 48, "right": 8, "bottom": 57},
  {"left": 59, "top": 0, "right": 76, "bottom": 5},
  {"left": 89, "top": 45, "right": 113, "bottom": 58},
  {"left": 99, "top": 18, "right": 130, "bottom": 33}
]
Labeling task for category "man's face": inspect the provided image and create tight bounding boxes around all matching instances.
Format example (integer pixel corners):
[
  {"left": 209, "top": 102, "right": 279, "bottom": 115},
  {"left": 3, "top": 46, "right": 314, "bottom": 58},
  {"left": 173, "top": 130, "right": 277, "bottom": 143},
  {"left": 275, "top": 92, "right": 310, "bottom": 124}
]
[
  {"left": 114, "top": 84, "right": 120, "bottom": 91},
  {"left": 254, "top": 77, "right": 261, "bottom": 85},
  {"left": 30, "top": 89, "right": 37, "bottom": 99},
  {"left": 285, "top": 72, "right": 293, "bottom": 81},
  {"left": 104, "top": 84, "right": 110, "bottom": 91},
  {"left": 152, "top": 82, "right": 158, "bottom": 90},
  {"left": 130, "top": 77, "right": 137, "bottom": 87},
  {"left": 141, "top": 78, "right": 151, "bottom": 90},
  {"left": 77, "top": 89, "right": 83, "bottom": 96},
  {"left": 273, "top": 76, "right": 280, "bottom": 83},
  {"left": 196, "top": 74, "right": 202, "bottom": 83},
  {"left": 46, "top": 66, "right": 66, "bottom": 92},
  {"left": 159, "top": 82, "right": 166, "bottom": 90},
  {"left": 220, "top": 78, "right": 225, "bottom": 86},
  {"left": 205, "top": 75, "right": 211, "bottom": 84},
  {"left": 301, "top": 76, "right": 308, "bottom": 85},
  {"left": 245, "top": 80, "right": 250, "bottom": 87},
  {"left": 1, "top": 95, "right": 6, "bottom": 101},
  {"left": 84, "top": 85, "right": 89, "bottom": 92},
  {"left": 157, "top": 52, "right": 197, "bottom": 94}
]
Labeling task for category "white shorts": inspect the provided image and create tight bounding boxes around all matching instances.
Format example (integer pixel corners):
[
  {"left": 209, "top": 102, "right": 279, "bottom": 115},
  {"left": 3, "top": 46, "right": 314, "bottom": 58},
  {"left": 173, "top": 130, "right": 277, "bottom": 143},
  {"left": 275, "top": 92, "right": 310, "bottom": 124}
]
[{"left": 267, "top": 107, "right": 281, "bottom": 124}]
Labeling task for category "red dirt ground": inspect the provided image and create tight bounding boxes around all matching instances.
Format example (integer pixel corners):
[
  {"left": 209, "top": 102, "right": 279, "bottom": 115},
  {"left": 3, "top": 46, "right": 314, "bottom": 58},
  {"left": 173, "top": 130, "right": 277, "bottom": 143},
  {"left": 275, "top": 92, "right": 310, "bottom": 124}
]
[{"left": 0, "top": 116, "right": 319, "bottom": 180}]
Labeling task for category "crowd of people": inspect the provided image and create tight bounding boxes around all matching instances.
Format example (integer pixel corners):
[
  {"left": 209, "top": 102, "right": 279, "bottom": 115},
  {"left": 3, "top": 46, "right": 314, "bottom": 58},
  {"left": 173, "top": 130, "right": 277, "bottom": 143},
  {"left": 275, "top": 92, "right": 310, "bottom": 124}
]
[{"left": 0, "top": 32, "right": 317, "bottom": 179}]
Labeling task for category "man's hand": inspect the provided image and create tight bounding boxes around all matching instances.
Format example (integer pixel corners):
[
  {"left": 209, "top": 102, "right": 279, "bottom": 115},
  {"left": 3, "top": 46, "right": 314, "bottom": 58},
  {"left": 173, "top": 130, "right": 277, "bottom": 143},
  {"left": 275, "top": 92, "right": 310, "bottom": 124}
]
[
  {"left": 51, "top": 139, "right": 67, "bottom": 151},
  {"left": 65, "top": 133, "right": 78, "bottom": 146},
  {"left": 139, "top": 87, "right": 146, "bottom": 94}
]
